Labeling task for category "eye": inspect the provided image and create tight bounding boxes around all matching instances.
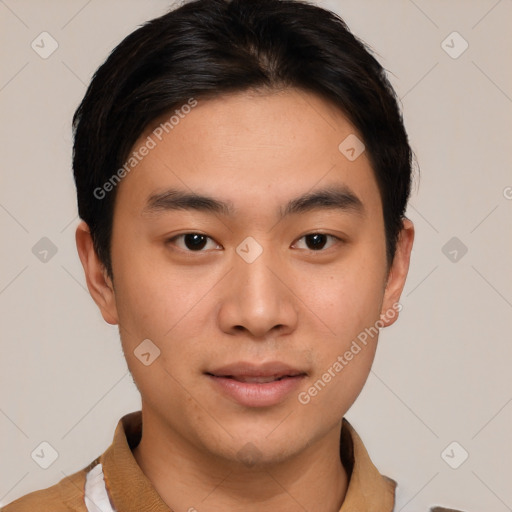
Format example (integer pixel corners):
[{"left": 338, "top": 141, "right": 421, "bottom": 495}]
[
  {"left": 166, "top": 232, "right": 341, "bottom": 252},
  {"left": 293, "top": 233, "right": 341, "bottom": 251},
  {"left": 166, "top": 233, "right": 222, "bottom": 252}
]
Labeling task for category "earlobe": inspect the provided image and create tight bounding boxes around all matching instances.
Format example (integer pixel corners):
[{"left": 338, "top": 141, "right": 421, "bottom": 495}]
[
  {"left": 75, "top": 221, "right": 119, "bottom": 325},
  {"left": 380, "top": 218, "right": 415, "bottom": 328}
]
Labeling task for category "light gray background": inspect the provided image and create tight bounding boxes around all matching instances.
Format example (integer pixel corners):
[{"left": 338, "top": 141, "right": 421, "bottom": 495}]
[{"left": 1, "top": 0, "right": 511, "bottom": 510}]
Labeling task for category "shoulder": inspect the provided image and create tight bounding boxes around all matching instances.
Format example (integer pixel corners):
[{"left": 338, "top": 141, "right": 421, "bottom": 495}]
[{"left": 1, "top": 461, "right": 95, "bottom": 512}]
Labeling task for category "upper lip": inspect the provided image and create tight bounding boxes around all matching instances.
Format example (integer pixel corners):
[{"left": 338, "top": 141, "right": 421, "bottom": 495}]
[{"left": 206, "top": 361, "right": 307, "bottom": 379}]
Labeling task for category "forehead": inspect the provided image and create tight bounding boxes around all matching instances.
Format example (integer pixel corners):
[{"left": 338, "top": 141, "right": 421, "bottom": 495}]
[{"left": 115, "top": 88, "right": 381, "bottom": 217}]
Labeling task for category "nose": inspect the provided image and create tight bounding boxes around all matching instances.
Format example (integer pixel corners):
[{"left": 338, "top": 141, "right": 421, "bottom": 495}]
[{"left": 217, "top": 241, "right": 299, "bottom": 340}]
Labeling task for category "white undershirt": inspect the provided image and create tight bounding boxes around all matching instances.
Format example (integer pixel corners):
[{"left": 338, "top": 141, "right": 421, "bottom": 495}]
[{"left": 84, "top": 463, "right": 116, "bottom": 512}]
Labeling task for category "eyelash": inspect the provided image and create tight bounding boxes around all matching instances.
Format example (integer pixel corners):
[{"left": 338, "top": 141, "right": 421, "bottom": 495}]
[{"left": 165, "top": 232, "right": 343, "bottom": 253}]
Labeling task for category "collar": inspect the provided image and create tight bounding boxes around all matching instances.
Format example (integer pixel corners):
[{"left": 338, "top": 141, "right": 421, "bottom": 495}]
[{"left": 99, "top": 410, "right": 396, "bottom": 512}]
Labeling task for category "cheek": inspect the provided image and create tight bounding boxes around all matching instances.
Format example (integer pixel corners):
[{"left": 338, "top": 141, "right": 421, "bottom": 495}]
[
  {"left": 112, "top": 256, "right": 209, "bottom": 378},
  {"left": 307, "top": 258, "right": 386, "bottom": 343},
  {"left": 111, "top": 246, "right": 194, "bottom": 339},
  {"left": 299, "top": 300, "right": 380, "bottom": 419},
  {"left": 300, "top": 251, "right": 386, "bottom": 406}
]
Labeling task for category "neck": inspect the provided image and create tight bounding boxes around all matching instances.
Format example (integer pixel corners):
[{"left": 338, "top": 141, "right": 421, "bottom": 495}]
[{"left": 132, "top": 410, "right": 348, "bottom": 512}]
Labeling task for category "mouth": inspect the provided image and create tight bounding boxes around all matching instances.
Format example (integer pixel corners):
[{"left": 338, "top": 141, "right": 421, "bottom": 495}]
[
  {"left": 205, "top": 361, "right": 307, "bottom": 381},
  {"left": 204, "top": 362, "right": 307, "bottom": 407},
  {"left": 205, "top": 373, "right": 305, "bottom": 383}
]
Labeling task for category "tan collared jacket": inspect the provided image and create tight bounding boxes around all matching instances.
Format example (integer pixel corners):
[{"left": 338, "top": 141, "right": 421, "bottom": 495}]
[{"left": 2, "top": 411, "right": 465, "bottom": 512}]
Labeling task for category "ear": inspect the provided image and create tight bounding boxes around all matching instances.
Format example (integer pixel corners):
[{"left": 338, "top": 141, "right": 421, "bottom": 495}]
[
  {"left": 380, "top": 218, "right": 414, "bottom": 327},
  {"left": 75, "top": 221, "right": 119, "bottom": 325}
]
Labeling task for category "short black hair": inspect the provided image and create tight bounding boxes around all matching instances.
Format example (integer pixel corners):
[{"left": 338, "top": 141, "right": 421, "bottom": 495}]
[{"left": 72, "top": 0, "right": 413, "bottom": 279}]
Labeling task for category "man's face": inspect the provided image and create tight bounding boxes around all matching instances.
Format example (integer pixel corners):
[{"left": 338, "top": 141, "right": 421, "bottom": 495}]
[{"left": 86, "top": 89, "right": 411, "bottom": 466}]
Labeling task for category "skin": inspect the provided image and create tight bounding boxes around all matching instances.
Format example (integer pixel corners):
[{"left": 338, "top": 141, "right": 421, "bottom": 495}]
[{"left": 76, "top": 88, "right": 414, "bottom": 511}]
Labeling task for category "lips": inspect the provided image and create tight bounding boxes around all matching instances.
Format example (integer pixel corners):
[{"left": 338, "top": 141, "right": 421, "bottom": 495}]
[
  {"left": 219, "top": 375, "right": 298, "bottom": 383},
  {"left": 205, "top": 362, "right": 307, "bottom": 407},
  {"left": 205, "top": 361, "right": 307, "bottom": 381}
]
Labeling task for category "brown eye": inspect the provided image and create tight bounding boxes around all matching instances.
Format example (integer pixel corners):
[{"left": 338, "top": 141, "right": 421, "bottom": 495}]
[
  {"left": 293, "top": 233, "right": 340, "bottom": 251},
  {"left": 305, "top": 234, "right": 328, "bottom": 250},
  {"left": 182, "top": 234, "right": 208, "bottom": 250},
  {"left": 167, "top": 233, "right": 221, "bottom": 252}
]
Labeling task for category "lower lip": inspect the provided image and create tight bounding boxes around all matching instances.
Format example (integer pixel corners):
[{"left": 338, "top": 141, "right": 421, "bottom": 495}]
[{"left": 207, "top": 375, "right": 305, "bottom": 408}]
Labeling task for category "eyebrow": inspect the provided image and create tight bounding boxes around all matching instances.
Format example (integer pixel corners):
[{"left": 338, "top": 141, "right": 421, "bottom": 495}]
[{"left": 141, "top": 184, "right": 365, "bottom": 219}]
